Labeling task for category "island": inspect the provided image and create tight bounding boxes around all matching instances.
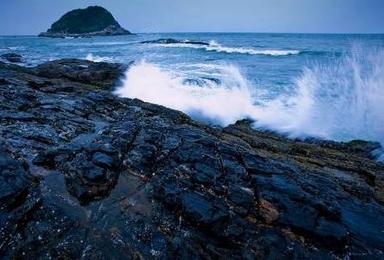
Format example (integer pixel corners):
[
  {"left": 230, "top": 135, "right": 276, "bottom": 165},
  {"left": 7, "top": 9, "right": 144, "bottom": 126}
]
[{"left": 38, "top": 6, "right": 131, "bottom": 38}]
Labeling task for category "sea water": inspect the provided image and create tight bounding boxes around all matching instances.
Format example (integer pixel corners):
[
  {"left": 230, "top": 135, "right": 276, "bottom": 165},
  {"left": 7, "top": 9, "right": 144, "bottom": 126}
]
[{"left": 1, "top": 33, "right": 383, "bottom": 155}]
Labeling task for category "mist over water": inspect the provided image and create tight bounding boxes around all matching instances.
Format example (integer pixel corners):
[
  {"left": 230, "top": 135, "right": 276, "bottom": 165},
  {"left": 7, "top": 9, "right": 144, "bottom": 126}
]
[
  {"left": 116, "top": 46, "right": 384, "bottom": 149},
  {"left": 265, "top": 46, "right": 384, "bottom": 144}
]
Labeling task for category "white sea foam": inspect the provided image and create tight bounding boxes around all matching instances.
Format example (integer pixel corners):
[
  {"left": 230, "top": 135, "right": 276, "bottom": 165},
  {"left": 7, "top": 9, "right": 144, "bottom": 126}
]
[
  {"left": 258, "top": 46, "right": 384, "bottom": 144},
  {"left": 8, "top": 46, "right": 25, "bottom": 51},
  {"left": 114, "top": 61, "right": 258, "bottom": 125},
  {"left": 85, "top": 53, "right": 114, "bottom": 63},
  {"left": 115, "top": 47, "right": 384, "bottom": 154},
  {"left": 157, "top": 40, "right": 300, "bottom": 56}
]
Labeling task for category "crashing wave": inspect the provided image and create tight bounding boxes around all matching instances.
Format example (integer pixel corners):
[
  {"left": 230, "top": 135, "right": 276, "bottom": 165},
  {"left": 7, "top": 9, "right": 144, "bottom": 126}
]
[
  {"left": 115, "top": 46, "right": 384, "bottom": 151},
  {"left": 144, "top": 38, "right": 300, "bottom": 56},
  {"left": 114, "top": 61, "right": 255, "bottom": 125}
]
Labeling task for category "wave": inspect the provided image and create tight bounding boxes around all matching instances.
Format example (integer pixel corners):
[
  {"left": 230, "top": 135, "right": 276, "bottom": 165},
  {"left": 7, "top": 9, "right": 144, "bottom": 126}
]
[
  {"left": 148, "top": 38, "right": 300, "bottom": 56},
  {"left": 115, "top": 47, "right": 384, "bottom": 154},
  {"left": 8, "top": 46, "right": 25, "bottom": 51},
  {"left": 206, "top": 41, "right": 300, "bottom": 56},
  {"left": 114, "top": 61, "right": 256, "bottom": 125},
  {"left": 261, "top": 46, "right": 384, "bottom": 144},
  {"left": 85, "top": 53, "right": 115, "bottom": 63}
]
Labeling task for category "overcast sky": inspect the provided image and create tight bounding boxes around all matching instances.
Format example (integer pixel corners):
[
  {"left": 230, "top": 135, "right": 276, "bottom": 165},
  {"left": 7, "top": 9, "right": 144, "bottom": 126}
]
[{"left": 1, "top": 0, "right": 384, "bottom": 35}]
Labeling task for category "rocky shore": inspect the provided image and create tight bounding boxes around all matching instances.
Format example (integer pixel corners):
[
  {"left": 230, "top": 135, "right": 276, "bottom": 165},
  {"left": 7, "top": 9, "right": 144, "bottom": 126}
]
[{"left": 1, "top": 58, "right": 384, "bottom": 258}]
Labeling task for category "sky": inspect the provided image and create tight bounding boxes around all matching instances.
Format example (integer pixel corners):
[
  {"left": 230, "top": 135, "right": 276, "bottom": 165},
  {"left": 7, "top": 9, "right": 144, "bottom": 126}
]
[{"left": 1, "top": 0, "right": 384, "bottom": 35}]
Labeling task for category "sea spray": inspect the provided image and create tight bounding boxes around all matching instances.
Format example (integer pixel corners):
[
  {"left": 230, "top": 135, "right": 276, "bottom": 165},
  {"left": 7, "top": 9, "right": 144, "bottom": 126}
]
[
  {"left": 115, "top": 47, "right": 384, "bottom": 151},
  {"left": 256, "top": 46, "right": 384, "bottom": 145},
  {"left": 114, "top": 61, "right": 258, "bottom": 125}
]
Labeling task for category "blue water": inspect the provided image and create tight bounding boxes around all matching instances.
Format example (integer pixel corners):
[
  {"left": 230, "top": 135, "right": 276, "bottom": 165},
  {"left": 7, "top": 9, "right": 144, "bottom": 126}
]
[{"left": 1, "top": 33, "right": 384, "bottom": 156}]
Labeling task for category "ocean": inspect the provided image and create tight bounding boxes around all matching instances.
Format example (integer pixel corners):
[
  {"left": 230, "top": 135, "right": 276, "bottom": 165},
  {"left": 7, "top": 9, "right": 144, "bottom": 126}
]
[{"left": 1, "top": 33, "right": 384, "bottom": 157}]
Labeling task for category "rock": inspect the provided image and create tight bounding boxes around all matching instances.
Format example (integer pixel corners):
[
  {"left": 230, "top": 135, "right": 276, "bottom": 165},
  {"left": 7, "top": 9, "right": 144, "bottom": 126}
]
[
  {"left": 259, "top": 198, "right": 279, "bottom": 224},
  {"left": 0, "top": 59, "right": 384, "bottom": 258},
  {"left": 345, "top": 139, "right": 381, "bottom": 158},
  {"left": 141, "top": 38, "right": 210, "bottom": 46},
  {"left": 39, "top": 6, "right": 132, "bottom": 38},
  {"left": 32, "top": 59, "right": 128, "bottom": 89},
  {"left": 92, "top": 152, "right": 115, "bottom": 169},
  {"left": 181, "top": 192, "right": 229, "bottom": 226},
  {"left": 1, "top": 53, "right": 23, "bottom": 63},
  {"left": 0, "top": 142, "right": 37, "bottom": 208},
  {"left": 0, "top": 141, "right": 42, "bottom": 257}
]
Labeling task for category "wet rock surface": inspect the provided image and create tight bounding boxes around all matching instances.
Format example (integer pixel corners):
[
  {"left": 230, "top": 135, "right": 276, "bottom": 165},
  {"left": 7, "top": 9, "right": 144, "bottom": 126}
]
[
  {"left": 1, "top": 53, "right": 23, "bottom": 63},
  {"left": 0, "top": 59, "right": 384, "bottom": 259}
]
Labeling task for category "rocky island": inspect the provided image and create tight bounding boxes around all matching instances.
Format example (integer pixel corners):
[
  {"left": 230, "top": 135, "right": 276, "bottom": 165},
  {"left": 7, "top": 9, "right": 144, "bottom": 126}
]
[
  {"left": 38, "top": 6, "right": 131, "bottom": 38},
  {"left": 0, "top": 58, "right": 384, "bottom": 258}
]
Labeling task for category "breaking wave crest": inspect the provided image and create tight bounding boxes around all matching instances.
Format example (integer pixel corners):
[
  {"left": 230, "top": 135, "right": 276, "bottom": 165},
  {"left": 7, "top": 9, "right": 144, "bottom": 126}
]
[
  {"left": 85, "top": 53, "right": 115, "bottom": 63},
  {"left": 115, "top": 47, "right": 384, "bottom": 151},
  {"left": 264, "top": 46, "right": 384, "bottom": 143},
  {"left": 158, "top": 40, "right": 300, "bottom": 56},
  {"left": 114, "top": 61, "right": 256, "bottom": 125}
]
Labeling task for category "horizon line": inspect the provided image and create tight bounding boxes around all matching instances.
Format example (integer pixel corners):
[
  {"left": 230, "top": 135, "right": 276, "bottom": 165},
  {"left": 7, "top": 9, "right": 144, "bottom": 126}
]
[{"left": 1, "top": 31, "right": 384, "bottom": 36}]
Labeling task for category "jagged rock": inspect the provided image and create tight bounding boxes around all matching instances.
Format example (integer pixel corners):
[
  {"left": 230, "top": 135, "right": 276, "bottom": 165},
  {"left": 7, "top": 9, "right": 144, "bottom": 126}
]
[
  {"left": 1, "top": 53, "right": 23, "bottom": 63},
  {"left": 39, "top": 6, "right": 132, "bottom": 38},
  {"left": 0, "top": 59, "right": 383, "bottom": 258}
]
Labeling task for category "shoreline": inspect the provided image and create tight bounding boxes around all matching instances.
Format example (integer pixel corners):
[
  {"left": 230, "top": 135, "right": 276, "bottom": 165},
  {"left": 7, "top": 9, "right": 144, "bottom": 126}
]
[
  {"left": 2, "top": 54, "right": 380, "bottom": 159},
  {"left": 1, "top": 58, "right": 384, "bottom": 258}
]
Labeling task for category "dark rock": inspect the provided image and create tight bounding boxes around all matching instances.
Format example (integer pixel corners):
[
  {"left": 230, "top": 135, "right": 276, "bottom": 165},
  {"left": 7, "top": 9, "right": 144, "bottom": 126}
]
[
  {"left": 31, "top": 59, "right": 128, "bottom": 89},
  {"left": 181, "top": 192, "right": 229, "bottom": 226},
  {"left": 345, "top": 139, "right": 381, "bottom": 158},
  {"left": 83, "top": 165, "right": 106, "bottom": 181},
  {"left": 39, "top": 6, "right": 132, "bottom": 38},
  {"left": 1, "top": 53, "right": 23, "bottom": 63},
  {"left": 141, "top": 38, "right": 210, "bottom": 46},
  {"left": 0, "top": 59, "right": 383, "bottom": 258},
  {"left": 0, "top": 142, "right": 37, "bottom": 208},
  {"left": 92, "top": 152, "right": 115, "bottom": 169},
  {"left": 228, "top": 185, "right": 255, "bottom": 209}
]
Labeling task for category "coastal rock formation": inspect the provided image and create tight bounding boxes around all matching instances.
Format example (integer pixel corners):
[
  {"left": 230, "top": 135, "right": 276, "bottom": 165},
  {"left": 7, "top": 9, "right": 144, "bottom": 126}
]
[
  {"left": 39, "top": 6, "right": 131, "bottom": 38},
  {"left": 141, "top": 38, "right": 210, "bottom": 45},
  {"left": 1, "top": 53, "right": 23, "bottom": 63},
  {"left": 0, "top": 59, "right": 384, "bottom": 258}
]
